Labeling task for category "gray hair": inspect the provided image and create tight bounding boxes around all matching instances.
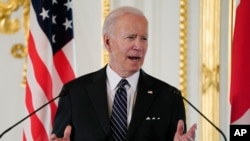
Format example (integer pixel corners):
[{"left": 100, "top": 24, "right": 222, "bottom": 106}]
[{"left": 102, "top": 6, "right": 146, "bottom": 36}]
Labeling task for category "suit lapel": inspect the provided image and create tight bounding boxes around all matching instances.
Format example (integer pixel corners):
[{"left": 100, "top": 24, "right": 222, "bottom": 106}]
[
  {"left": 86, "top": 67, "right": 110, "bottom": 136},
  {"left": 127, "top": 70, "right": 157, "bottom": 139},
  {"left": 85, "top": 67, "right": 158, "bottom": 138}
]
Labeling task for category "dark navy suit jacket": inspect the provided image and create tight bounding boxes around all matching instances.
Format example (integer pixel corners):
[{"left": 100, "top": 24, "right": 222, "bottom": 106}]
[{"left": 52, "top": 66, "right": 186, "bottom": 141}]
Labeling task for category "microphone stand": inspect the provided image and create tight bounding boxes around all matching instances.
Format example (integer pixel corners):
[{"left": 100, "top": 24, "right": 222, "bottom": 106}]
[
  {"left": 0, "top": 91, "right": 66, "bottom": 139},
  {"left": 182, "top": 96, "right": 228, "bottom": 141}
]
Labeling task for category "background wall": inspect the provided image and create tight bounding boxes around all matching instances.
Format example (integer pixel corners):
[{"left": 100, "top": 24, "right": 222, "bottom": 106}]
[{"left": 0, "top": 0, "right": 230, "bottom": 140}]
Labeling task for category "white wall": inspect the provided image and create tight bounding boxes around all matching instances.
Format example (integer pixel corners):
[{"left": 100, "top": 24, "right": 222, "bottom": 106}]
[
  {"left": 0, "top": 0, "right": 230, "bottom": 140},
  {"left": 0, "top": 8, "right": 26, "bottom": 140}
]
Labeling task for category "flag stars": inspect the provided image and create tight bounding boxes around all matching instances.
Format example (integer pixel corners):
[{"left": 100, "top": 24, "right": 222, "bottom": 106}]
[
  {"left": 63, "top": 18, "right": 72, "bottom": 30},
  {"left": 52, "top": 34, "right": 56, "bottom": 43},
  {"left": 52, "top": 0, "right": 58, "bottom": 4},
  {"left": 64, "top": 0, "right": 72, "bottom": 11},
  {"left": 52, "top": 15, "right": 57, "bottom": 24},
  {"left": 40, "top": 8, "right": 49, "bottom": 20}
]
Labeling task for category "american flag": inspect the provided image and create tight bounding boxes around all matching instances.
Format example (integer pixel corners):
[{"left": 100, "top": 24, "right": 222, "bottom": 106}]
[{"left": 24, "top": 0, "right": 75, "bottom": 140}]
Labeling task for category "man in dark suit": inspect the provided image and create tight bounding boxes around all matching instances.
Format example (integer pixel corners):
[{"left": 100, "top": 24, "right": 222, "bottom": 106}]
[{"left": 51, "top": 6, "right": 196, "bottom": 141}]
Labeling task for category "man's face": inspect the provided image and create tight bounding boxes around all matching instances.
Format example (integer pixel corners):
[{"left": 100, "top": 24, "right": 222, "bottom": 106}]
[{"left": 104, "top": 13, "right": 148, "bottom": 77}]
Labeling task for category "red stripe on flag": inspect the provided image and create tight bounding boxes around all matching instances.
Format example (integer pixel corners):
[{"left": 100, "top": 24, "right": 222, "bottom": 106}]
[
  {"left": 22, "top": 131, "right": 26, "bottom": 141},
  {"left": 230, "top": 0, "right": 250, "bottom": 123},
  {"left": 25, "top": 84, "right": 49, "bottom": 141},
  {"left": 28, "top": 32, "right": 57, "bottom": 124},
  {"left": 54, "top": 50, "right": 75, "bottom": 84}
]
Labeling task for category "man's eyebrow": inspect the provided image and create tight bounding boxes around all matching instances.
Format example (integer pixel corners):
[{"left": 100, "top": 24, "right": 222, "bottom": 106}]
[
  {"left": 127, "top": 33, "right": 148, "bottom": 36},
  {"left": 126, "top": 33, "right": 137, "bottom": 36}
]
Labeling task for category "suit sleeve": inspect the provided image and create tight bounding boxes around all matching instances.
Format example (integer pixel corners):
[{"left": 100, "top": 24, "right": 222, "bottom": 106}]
[
  {"left": 164, "top": 88, "right": 187, "bottom": 141},
  {"left": 172, "top": 89, "right": 187, "bottom": 134},
  {"left": 52, "top": 86, "right": 73, "bottom": 138}
]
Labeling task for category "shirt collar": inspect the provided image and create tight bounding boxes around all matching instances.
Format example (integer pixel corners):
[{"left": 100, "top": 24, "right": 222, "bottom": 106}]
[{"left": 106, "top": 64, "right": 139, "bottom": 91}]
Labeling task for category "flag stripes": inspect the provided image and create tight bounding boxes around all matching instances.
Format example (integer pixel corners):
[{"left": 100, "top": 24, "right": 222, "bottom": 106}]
[{"left": 27, "top": 32, "right": 57, "bottom": 122}]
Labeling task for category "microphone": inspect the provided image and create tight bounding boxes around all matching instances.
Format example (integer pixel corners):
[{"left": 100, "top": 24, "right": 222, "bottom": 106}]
[
  {"left": 181, "top": 95, "right": 228, "bottom": 141},
  {"left": 0, "top": 89, "right": 68, "bottom": 139}
]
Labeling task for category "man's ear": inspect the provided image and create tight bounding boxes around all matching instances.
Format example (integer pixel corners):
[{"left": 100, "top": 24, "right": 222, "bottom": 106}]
[{"left": 103, "top": 34, "right": 111, "bottom": 52}]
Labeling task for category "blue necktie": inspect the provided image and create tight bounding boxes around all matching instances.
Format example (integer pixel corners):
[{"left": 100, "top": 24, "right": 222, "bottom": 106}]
[{"left": 110, "top": 79, "right": 129, "bottom": 141}]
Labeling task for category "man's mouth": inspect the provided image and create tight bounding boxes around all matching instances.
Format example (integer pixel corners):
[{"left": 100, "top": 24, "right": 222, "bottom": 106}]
[{"left": 128, "top": 56, "right": 141, "bottom": 61}]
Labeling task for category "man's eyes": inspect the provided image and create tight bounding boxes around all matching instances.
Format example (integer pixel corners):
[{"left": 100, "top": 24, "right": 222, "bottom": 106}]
[
  {"left": 126, "top": 36, "right": 147, "bottom": 40},
  {"left": 127, "top": 36, "right": 135, "bottom": 39}
]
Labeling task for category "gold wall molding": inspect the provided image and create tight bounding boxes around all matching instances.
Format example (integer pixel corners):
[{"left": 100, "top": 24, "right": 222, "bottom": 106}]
[
  {"left": 0, "top": 0, "right": 22, "bottom": 34},
  {"left": 200, "top": 0, "right": 221, "bottom": 141},
  {"left": 102, "top": 0, "right": 110, "bottom": 66},
  {"left": 179, "top": 0, "right": 188, "bottom": 98},
  {"left": 201, "top": 64, "right": 219, "bottom": 93},
  {"left": 0, "top": 0, "right": 30, "bottom": 87},
  {"left": 0, "top": 0, "right": 29, "bottom": 59}
]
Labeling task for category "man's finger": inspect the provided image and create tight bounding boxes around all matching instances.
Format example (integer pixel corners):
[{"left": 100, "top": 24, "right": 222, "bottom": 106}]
[
  {"left": 186, "top": 123, "right": 197, "bottom": 140},
  {"left": 51, "top": 133, "right": 58, "bottom": 141},
  {"left": 63, "top": 125, "right": 72, "bottom": 139},
  {"left": 176, "top": 120, "right": 185, "bottom": 135}
]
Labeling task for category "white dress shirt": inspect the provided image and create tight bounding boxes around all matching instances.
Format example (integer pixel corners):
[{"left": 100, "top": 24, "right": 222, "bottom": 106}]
[{"left": 106, "top": 65, "right": 139, "bottom": 126}]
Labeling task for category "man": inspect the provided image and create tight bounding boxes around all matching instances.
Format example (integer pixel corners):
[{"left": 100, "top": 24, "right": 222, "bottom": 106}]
[{"left": 51, "top": 6, "right": 196, "bottom": 141}]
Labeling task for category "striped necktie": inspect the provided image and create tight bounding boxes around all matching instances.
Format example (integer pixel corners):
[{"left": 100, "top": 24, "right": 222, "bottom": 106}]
[{"left": 110, "top": 79, "right": 129, "bottom": 141}]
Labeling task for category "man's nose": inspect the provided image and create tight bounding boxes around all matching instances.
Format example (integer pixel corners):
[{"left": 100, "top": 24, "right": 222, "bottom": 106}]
[{"left": 132, "top": 39, "right": 144, "bottom": 51}]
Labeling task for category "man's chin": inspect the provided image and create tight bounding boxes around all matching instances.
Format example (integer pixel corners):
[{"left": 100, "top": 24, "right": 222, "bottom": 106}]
[{"left": 128, "top": 66, "right": 141, "bottom": 73}]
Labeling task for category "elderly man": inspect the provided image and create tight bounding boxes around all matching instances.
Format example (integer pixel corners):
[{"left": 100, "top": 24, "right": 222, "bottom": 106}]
[{"left": 51, "top": 6, "right": 196, "bottom": 141}]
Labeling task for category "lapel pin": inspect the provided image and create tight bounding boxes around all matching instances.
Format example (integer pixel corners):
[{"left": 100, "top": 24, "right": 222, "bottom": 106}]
[{"left": 147, "top": 90, "right": 153, "bottom": 94}]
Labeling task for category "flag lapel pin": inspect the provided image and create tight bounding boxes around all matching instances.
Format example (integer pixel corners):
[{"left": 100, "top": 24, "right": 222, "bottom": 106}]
[{"left": 147, "top": 90, "right": 153, "bottom": 94}]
